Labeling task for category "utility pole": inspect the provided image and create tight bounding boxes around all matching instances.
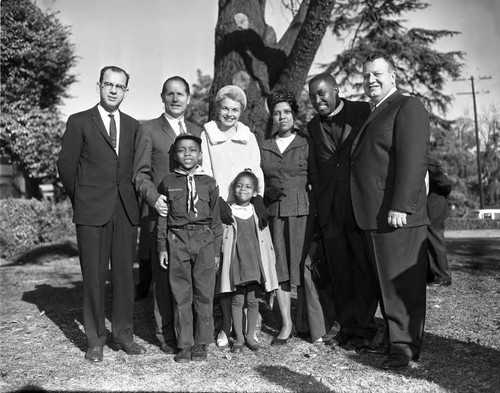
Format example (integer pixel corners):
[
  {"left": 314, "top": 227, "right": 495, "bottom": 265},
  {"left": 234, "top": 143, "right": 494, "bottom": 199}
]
[{"left": 455, "top": 75, "right": 491, "bottom": 209}]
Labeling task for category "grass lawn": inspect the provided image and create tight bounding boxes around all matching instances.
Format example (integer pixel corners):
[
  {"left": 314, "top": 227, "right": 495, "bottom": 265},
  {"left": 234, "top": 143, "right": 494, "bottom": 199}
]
[{"left": 0, "top": 234, "right": 499, "bottom": 392}]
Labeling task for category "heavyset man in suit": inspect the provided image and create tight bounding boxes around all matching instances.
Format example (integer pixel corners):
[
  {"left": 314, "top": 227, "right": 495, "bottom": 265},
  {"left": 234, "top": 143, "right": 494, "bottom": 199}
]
[
  {"left": 307, "top": 74, "right": 378, "bottom": 348},
  {"left": 351, "top": 51, "right": 430, "bottom": 369},
  {"left": 133, "top": 76, "right": 201, "bottom": 354},
  {"left": 57, "top": 66, "right": 146, "bottom": 362}
]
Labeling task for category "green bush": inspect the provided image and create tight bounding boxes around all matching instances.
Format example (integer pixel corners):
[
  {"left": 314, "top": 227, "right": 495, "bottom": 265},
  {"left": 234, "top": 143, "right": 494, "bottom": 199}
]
[
  {"left": 0, "top": 197, "right": 74, "bottom": 260},
  {"left": 445, "top": 218, "right": 500, "bottom": 230}
]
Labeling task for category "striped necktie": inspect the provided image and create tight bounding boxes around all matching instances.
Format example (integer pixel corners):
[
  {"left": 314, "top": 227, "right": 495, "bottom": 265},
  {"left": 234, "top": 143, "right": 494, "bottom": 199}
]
[{"left": 179, "top": 120, "right": 186, "bottom": 134}]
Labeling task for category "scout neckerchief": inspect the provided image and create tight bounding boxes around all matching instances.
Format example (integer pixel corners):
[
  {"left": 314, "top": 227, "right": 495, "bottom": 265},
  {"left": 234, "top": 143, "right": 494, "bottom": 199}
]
[{"left": 174, "top": 166, "right": 206, "bottom": 217}]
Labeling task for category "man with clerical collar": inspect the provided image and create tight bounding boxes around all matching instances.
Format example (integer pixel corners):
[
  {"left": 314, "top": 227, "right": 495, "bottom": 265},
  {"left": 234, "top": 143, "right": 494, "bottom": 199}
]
[{"left": 307, "top": 73, "right": 378, "bottom": 351}]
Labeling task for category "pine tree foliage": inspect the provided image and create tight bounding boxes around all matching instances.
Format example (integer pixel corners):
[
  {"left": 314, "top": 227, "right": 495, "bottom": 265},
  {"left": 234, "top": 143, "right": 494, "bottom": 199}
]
[{"left": 324, "top": 0, "right": 464, "bottom": 117}]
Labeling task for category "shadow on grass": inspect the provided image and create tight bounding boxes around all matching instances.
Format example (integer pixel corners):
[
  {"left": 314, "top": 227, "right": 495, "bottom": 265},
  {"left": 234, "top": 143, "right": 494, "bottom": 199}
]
[
  {"left": 348, "top": 330, "right": 500, "bottom": 392},
  {"left": 22, "top": 281, "right": 87, "bottom": 352},
  {"left": 5, "top": 241, "right": 79, "bottom": 267},
  {"left": 446, "top": 238, "right": 500, "bottom": 278},
  {"left": 21, "top": 277, "right": 159, "bottom": 352},
  {"left": 255, "top": 365, "right": 331, "bottom": 392}
]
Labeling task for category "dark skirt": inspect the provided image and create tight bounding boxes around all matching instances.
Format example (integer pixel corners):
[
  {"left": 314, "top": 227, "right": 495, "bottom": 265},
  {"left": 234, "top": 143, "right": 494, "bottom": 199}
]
[
  {"left": 269, "top": 215, "right": 311, "bottom": 286},
  {"left": 231, "top": 216, "right": 264, "bottom": 286}
]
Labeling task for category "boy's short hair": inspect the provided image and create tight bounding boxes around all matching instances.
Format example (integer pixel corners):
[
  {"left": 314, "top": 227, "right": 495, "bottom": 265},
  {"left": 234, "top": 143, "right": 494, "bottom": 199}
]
[{"left": 173, "top": 133, "right": 202, "bottom": 150}]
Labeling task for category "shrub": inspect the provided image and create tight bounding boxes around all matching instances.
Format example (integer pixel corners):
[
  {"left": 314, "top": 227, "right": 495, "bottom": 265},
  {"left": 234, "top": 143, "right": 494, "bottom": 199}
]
[
  {"left": 0, "top": 197, "right": 74, "bottom": 260},
  {"left": 445, "top": 218, "right": 500, "bottom": 230}
]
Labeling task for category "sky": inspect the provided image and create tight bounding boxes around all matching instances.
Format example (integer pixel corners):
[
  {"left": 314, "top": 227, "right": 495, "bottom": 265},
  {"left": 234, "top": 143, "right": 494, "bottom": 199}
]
[{"left": 38, "top": 0, "right": 500, "bottom": 122}]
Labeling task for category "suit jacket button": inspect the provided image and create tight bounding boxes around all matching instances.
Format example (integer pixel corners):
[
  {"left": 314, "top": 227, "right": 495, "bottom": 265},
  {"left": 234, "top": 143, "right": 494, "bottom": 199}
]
[{"left": 117, "top": 182, "right": 120, "bottom": 186}]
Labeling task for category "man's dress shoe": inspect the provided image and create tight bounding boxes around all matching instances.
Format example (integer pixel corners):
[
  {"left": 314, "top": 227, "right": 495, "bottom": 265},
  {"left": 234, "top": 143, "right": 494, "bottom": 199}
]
[
  {"left": 330, "top": 331, "right": 354, "bottom": 348},
  {"left": 355, "top": 340, "right": 389, "bottom": 355},
  {"left": 85, "top": 346, "right": 103, "bottom": 362},
  {"left": 116, "top": 341, "right": 146, "bottom": 355},
  {"left": 381, "top": 353, "right": 411, "bottom": 369}
]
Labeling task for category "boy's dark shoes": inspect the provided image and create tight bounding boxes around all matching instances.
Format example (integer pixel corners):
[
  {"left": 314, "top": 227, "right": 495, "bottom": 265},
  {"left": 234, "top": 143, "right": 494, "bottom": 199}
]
[
  {"left": 191, "top": 344, "right": 208, "bottom": 361},
  {"left": 174, "top": 347, "right": 192, "bottom": 363},
  {"left": 219, "top": 197, "right": 234, "bottom": 225},
  {"left": 85, "top": 346, "right": 103, "bottom": 362},
  {"left": 380, "top": 353, "right": 411, "bottom": 370},
  {"left": 160, "top": 342, "right": 176, "bottom": 354},
  {"left": 231, "top": 342, "right": 244, "bottom": 353},
  {"left": 116, "top": 340, "right": 146, "bottom": 355},
  {"left": 252, "top": 195, "right": 269, "bottom": 229}
]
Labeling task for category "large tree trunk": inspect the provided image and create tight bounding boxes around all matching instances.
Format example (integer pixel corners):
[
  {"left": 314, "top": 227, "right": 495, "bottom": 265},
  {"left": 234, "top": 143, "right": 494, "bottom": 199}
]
[{"left": 210, "top": 0, "right": 336, "bottom": 141}]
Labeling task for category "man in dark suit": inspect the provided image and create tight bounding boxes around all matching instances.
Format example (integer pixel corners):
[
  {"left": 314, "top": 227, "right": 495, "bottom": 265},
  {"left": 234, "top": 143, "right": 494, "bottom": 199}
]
[
  {"left": 427, "top": 154, "right": 453, "bottom": 286},
  {"left": 350, "top": 51, "right": 430, "bottom": 369},
  {"left": 57, "top": 66, "right": 146, "bottom": 362},
  {"left": 133, "top": 76, "right": 201, "bottom": 354},
  {"left": 307, "top": 74, "right": 378, "bottom": 348}
]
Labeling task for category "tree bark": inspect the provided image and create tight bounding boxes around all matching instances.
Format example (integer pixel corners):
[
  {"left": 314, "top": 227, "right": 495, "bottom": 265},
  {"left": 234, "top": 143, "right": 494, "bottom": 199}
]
[{"left": 210, "top": 0, "right": 336, "bottom": 140}]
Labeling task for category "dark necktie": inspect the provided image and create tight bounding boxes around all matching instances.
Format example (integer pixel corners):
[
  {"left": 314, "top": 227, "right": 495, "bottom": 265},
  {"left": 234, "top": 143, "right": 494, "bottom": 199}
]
[
  {"left": 179, "top": 120, "right": 186, "bottom": 134},
  {"left": 108, "top": 114, "right": 117, "bottom": 149}
]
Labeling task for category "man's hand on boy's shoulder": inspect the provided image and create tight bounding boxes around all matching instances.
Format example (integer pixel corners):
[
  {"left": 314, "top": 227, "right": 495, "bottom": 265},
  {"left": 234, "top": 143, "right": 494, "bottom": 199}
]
[
  {"left": 214, "top": 256, "right": 220, "bottom": 273},
  {"left": 155, "top": 195, "right": 169, "bottom": 217}
]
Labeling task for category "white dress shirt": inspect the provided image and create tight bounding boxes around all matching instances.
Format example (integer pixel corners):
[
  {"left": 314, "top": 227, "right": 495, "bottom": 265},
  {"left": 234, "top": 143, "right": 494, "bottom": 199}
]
[
  {"left": 98, "top": 104, "right": 120, "bottom": 154},
  {"left": 164, "top": 112, "right": 186, "bottom": 136}
]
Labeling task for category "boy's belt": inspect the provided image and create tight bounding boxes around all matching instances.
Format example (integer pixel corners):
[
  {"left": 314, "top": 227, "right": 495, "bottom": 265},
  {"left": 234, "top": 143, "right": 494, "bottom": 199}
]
[{"left": 172, "top": 224, "right": 210, "bottom": 231}]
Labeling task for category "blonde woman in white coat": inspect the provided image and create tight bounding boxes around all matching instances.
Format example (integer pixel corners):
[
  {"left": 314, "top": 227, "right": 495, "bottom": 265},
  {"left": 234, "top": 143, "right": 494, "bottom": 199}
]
[{"left": 201, "top": 85, "right": 268, "bottom": 347}]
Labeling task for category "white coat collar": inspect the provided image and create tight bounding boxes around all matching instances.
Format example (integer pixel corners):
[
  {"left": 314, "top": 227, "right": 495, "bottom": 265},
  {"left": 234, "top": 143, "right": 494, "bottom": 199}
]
[{"left": 203, "top": 120, "right": 252, "bottom": 145}]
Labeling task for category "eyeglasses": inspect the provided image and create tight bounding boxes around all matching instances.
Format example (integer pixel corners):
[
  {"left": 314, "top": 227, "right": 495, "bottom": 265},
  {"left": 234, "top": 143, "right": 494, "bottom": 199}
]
[{"left": 100, "top": 82, "right": 127, "bottom": 93}]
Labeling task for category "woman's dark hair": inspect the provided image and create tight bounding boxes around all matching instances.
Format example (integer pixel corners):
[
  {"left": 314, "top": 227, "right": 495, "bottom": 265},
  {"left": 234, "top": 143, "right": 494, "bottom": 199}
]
[{"left": 267, "top": 89, "right": 299, "bottom": 115}]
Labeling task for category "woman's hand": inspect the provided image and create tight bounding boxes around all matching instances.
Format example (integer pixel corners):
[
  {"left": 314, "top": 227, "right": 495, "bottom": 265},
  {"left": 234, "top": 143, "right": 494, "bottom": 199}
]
[
  {"left": 159, "top": 251, "right": 169, "bottom": 269},
  {"left": 265, "top": 187, "right": 286, "bottom": 202}
]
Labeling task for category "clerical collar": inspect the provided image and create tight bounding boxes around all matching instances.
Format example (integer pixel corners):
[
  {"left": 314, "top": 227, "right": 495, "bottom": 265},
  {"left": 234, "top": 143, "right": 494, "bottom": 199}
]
[{"left": 325, "top": 100, "right": 344, "bottom": 118}]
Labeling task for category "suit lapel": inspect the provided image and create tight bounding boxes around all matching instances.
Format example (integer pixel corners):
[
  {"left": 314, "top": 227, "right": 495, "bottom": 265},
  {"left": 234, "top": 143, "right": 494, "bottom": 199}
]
[
  {"left": 351, "top": 91, "right": 401, "bottom": 153},
  {"left": 91, "top": 105, "right": 116, "bottom": 153},
  {"left": 185, "top": 121, "right": 198, "bottom": 135},
  {"left": 159, "top": 115, "right": 177, "bottom": 143},
  {"left": 118, "top": 111, "right": 131, "bottom": 160},
  {"left": 311, "top": 116, "right": 336, "bottom": 154}
]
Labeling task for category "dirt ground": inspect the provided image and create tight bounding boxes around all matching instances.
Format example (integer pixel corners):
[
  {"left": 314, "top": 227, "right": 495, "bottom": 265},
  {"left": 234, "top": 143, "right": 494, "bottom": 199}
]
[{"left": 0, "top": 231, "right": 499, "bottom": 392}]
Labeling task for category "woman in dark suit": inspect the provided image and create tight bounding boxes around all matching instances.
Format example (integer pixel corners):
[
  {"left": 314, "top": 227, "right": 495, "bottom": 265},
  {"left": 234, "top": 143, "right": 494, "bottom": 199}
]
[{"left": 260, "top": 90, "right": 320, "bottom": 344}]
